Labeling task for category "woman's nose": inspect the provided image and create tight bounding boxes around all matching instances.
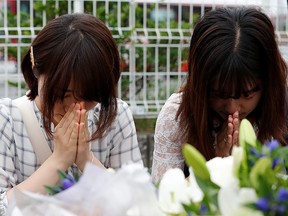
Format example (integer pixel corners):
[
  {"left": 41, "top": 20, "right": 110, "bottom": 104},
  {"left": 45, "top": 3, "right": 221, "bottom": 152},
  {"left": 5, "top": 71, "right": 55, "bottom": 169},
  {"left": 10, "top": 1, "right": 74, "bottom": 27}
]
[{"left": 224, "top": 99, "right": 240, "bottom": 114}]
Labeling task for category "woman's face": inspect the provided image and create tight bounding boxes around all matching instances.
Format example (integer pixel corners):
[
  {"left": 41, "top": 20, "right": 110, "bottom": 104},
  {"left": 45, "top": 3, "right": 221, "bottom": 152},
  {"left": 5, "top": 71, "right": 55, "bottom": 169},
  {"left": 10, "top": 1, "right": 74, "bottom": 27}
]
[
  {"left": 37, "top": 76, "right": 97, "bottom": 125},
  {"left": 208, "top": 84, "right": 262, "bottom": 120}
]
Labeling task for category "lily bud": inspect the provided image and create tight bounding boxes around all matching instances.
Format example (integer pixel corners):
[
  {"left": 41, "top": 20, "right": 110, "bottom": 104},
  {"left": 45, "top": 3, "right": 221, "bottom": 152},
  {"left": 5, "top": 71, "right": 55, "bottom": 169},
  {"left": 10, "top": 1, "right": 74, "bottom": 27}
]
[{"left": 183, "top": 144, "right": 210, "bottom": 181}]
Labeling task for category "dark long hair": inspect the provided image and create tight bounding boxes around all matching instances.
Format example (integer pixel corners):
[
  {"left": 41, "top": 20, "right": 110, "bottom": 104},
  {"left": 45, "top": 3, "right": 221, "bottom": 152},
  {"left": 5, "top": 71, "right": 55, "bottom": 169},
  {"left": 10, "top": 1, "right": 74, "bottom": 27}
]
[
  {"left": 21, "top": 13, "right": 120, "bottom": 139},
  {"left": 177, "top": 7, "right": 288, "bottom": 160}
]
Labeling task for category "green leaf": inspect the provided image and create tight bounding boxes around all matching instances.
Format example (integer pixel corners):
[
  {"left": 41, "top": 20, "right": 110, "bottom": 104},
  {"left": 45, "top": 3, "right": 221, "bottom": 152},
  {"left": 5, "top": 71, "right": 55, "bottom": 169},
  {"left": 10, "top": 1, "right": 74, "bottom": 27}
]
[
  {"left": 57, "top": 170, "right": 67, "bottom": 180},
  {"left": 249, "top": 157, "right": 272, "bottom": 191},
  {"left": 182, "top": 201, "right": 199, "bottom": 214},
  {"left": 182, "top": 144, "right": 210, "bottom": 181},
  {"left": 44, "top": 185, "right": 60, "bottom": 195},
  {"left": 74, "top": 171, "right": 80, "bottom": 182}
]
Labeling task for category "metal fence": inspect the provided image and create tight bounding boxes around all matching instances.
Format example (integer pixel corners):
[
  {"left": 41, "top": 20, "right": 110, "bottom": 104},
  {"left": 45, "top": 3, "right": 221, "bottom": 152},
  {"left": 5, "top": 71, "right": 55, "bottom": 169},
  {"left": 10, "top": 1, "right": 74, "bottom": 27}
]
[{"left": 1, "top": 0, "right": 288, "bottom": 118}]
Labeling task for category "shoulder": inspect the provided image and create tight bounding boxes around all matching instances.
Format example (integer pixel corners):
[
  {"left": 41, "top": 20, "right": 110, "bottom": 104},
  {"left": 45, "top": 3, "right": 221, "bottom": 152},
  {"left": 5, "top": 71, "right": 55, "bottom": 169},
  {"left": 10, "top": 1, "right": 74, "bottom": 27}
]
[
  {"left": 116, "top": 98, "right": 130, "bottom": 114},
  {"left": 0, "top": 98, "right": 24, "bottom": 140},
  {"left": 0, "top": 98, "right": 13, "bottom": 109},
  {"left": 155, "top": 93, "right": 182, "bottom": 139},
  {"left": 0, "top": 98, "right": 22, "bottom": 121},
  {"left": 158, "top": 93, "right": 182, "bottom": 118},
  {"left": 115, "top": 99, "right": 134, "bottom": 124},
  {"left": 155, "top": 93, "right": 182, "bottom": 132}
]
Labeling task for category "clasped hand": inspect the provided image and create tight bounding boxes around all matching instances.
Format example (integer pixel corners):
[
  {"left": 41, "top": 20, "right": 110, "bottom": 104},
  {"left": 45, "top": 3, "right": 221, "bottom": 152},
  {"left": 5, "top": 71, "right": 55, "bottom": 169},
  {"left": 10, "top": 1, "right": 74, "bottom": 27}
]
[
  {"left": 216, "top": 111, "right": 239, "bottom": 157},
  {"left": 53, "top": 102, "right": 92, "bottom": 171}
]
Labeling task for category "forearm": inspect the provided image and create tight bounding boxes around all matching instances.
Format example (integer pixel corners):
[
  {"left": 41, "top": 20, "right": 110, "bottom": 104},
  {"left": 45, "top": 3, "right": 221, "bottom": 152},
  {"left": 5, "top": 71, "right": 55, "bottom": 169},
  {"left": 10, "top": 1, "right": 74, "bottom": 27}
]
[{"left": 6, "top": 155, "right": 68, "bottom": 201}]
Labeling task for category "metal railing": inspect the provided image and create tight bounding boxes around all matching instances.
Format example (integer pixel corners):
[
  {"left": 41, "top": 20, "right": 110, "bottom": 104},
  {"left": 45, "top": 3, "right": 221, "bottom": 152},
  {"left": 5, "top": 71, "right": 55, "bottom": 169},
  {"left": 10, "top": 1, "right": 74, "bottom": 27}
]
[{"left": 0, "top": 0, "right": 287, "bottom": 118}]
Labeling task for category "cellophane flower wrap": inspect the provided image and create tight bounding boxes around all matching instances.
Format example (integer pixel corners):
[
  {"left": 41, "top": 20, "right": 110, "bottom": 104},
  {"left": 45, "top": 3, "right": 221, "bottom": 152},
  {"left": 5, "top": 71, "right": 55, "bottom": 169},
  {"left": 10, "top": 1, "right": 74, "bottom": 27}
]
[{"left": 8, "top": 163, "right": 163, "bottom": 216}]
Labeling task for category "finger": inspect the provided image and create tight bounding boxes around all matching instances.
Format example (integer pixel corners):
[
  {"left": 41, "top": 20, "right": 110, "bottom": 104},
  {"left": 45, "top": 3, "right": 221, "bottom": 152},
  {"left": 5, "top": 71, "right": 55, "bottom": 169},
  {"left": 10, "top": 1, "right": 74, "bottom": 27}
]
[
  {"left": 78, "top": 122, "right": 90, "bottom": 155},
  {"left": 78, "top": 122, "right": 86, "bottom": 143},
  {"left": 79, "top": 108, "right": 87, "bottom": 124},
  {"left": 233, "top": 130, "right": 239, "bottom": 146},
  {"left": 70, "top": 109, "right": 81, "bottom": 134},
  {"left": 232, "top": 111, "right": 240, "bottom": 131},
  {"left": 227, "top": 122, "right": 233, "bottom": 137},
  {"left": 54, "top": 105, "right": 80, "bottom": 144},
  {"left": 233, "top": 111, "right": 239, "bottom": 119},
  {"left": 61, "top": 107, "right": 81, "bottom": 137},
  {"left": 59, "top": 109, "right": 80, "bottom": 145},
  {"left": 57, "top": 103, "right": 76, "bottom": 128},
  {"left": 79, "top": 109, "right": 89, "bottom": 141},
  {"left": 226, "top": 122, "right": 234, "bottom": 150},
  {"left": 228, "top": 114, "right": 233, "bottom": 124},
  {"left": 80, "top": 101, "right": 85, "bottom": 110},
  {"left": 227, "top": 134, "right": 233, "bottom": 148},
  {"left": 71, "top": 122, "right": 80, "bottom": 162},
  {"left": 84, "top": 112, "right": 89, "bottom": 142}
]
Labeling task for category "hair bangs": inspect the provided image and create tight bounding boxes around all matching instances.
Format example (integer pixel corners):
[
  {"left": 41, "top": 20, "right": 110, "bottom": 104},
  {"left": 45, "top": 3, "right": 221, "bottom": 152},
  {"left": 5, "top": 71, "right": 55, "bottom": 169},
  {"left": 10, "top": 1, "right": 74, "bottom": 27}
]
[
  {"left": 209, "top": 53, "right": 260, "bottom": 97},
  {"left": 71, "top": 38, "right": 116, "bottom": 104}
]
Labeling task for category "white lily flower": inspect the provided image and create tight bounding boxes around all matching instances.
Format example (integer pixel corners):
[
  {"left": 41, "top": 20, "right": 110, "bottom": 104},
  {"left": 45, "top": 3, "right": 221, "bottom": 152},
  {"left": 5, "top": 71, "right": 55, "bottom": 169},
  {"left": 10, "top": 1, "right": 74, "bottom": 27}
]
[
  {"left": 206, "top": 156, "right": 239, "bottom": 189},
  {"left": 158, "top": 168, "right": 190, "bottom": 214},
  {"left": 187, "top": 169, "right": 204, "bottom": 202},
  {"left": 219, "top": 187, "right": 263, "bottom": 216}
]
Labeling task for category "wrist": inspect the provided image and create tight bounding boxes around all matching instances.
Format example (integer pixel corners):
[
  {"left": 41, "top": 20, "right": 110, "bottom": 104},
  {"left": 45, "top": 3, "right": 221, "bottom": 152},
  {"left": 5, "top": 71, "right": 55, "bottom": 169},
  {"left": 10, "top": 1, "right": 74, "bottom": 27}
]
[
  {"left": 76, "top": 152, "right": 93, "bottom": 171},
  {"left": 48, "top": 154, "right": 71, "bottom": 171}
]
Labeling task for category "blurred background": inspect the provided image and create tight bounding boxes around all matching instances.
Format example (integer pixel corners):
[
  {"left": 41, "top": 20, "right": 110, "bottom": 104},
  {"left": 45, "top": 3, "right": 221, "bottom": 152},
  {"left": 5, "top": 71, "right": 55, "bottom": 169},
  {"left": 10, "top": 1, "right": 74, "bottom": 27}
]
[{"left": 0, "top": 0, "right": 287, "bottom": 169}]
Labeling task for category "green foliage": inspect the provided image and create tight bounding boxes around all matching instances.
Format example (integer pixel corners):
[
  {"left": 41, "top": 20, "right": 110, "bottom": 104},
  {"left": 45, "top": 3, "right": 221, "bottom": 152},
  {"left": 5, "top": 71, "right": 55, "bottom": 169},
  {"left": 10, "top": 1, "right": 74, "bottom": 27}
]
[{"left": 4, "top": 1, "right": 196, "bottom": 100}]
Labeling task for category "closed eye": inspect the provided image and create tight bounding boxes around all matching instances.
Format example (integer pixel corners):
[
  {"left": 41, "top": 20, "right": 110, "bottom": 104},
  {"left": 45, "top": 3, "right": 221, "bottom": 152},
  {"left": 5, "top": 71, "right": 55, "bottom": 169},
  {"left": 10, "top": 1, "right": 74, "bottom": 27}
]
[{"left": 242, "top": 86, "right": 261, "bottom": 98}]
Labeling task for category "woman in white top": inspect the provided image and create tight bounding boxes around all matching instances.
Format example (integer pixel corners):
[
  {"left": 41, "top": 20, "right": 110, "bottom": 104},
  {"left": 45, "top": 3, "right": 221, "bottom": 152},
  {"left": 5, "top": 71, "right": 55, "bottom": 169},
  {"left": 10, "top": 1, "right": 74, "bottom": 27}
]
[
  {"left": 0, "top": 13, "right": 143, "bottom": 214},
  {"left": 151, "top": 7, "right": 288, "bottom": 183}
]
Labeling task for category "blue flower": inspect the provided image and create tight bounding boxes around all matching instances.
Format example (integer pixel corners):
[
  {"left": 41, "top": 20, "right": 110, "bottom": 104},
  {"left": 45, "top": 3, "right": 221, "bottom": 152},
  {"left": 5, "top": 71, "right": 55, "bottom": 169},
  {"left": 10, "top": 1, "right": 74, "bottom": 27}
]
[
  {"left": 272, "top": 158, "right": 280, "bottom": 169},
  {"left": 256, "top": 198, "right": 270, "bottom": 211},
  {"left": 61, "top": 178, "right": 75, "bottom": 190},
  {"left": 265, "top": 140, "right": 279, "bottom": 152},
  {"left": 200, "top": 203, "right": 208, "bottom": 215},
  {"left": 249, "top": 147, "right": 264, "bottom": 158},
  {"left": 250, "top": 147, "right": 259, "bottom": 156},
  {"left": 277, "top": 188, "right": 288, "bottom": 202}
]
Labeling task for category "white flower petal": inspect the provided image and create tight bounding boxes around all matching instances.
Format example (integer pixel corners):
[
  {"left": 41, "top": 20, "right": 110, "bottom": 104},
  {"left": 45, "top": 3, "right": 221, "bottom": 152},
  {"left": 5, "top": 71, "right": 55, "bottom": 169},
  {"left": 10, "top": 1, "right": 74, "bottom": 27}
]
[
  {"left": 206, "top": 156, "right": 238, "bottom": 188},
  {"left": 158, "top": 169, "right": 188, "bottom": 214},
  {"left": 219, "top": 187, "right": 263, "bottom": 216}
]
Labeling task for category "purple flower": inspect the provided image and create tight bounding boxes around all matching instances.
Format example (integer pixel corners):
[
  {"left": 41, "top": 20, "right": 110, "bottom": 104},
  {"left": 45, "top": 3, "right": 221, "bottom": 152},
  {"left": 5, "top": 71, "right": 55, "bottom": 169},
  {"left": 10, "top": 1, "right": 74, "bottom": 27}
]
[
  {"left": 277, "top": 188, "right": 288, "bottom": 202},
  {"left": 250, "top": 147, "right": 259, "bottom": 156},
  {"left": 67, "top": 175, "right": 76, "bottom": 183},
  {"left": 272, "top": 158, "right": 280, "bottom": 169},
  {"left": 250, "top": 147, "right": 264, "bottom": 158},
  {"left": 256, "top": 198, "right": 270, "bottom": 211},
  {"left": 265, "top": 140, "right": 279, "bottom": 152},
  {"left": 61, "top": 178, "right": 75, "bottom": 190},
  {"left": 200, "top": 203, "right": 208, "bottom": 215}
]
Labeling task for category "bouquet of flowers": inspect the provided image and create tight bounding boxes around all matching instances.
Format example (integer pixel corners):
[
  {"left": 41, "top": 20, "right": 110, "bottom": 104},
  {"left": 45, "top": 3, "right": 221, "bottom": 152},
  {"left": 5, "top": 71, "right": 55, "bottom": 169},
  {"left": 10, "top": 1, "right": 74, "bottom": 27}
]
[
  {"left": 8, "top": 119, "right": 288, "bottom": 216},
  {"left": 158, "top": 119, "right": 288, "bottom": 216},
  {"left": 8, "top": 164, "right": 163, "bottom": 216}
]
